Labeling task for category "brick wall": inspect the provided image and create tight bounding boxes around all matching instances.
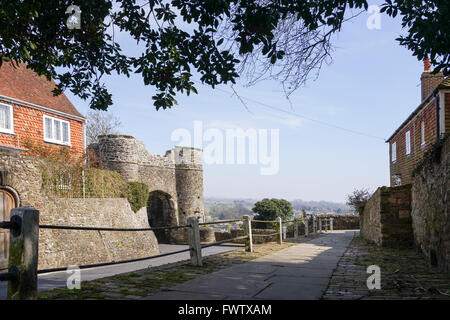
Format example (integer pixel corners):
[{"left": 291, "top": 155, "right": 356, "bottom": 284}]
[
  {"left": 361, "top": 185, "right": 413, "bottom": 247},
  {"left": 421, "top": 72, "right": 444, "bottom": 101},
  {"left": 389, "top": 98, "right": 438, "bottom": 186},
  {"left": 0, "top": 101, "right": 84, "bottom": 158}
]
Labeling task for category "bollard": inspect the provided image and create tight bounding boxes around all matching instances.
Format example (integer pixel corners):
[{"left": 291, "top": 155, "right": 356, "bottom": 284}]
[
  {"left": 294, "top": 219, "right": 299, "bottom": 239},
  {"left": 187, "top": 216, "right": 202, "bottom": 266},
  {"left": 7, "top": 207, "right": 39, "bottom": 300},
  {"left": 319, "top": 218, "right": 322, "bottom": 233},
  {"left": 277, "top": 217, "right": 282, "bottom": 245},
  {"left": 243, "top": 215, "right": 253, "bottom": 252},
  {"left": 330, "top": 217, "right": 334, "bottom": 231},
  {"left": 304, "top": 217, "right": 309, "bottom": 237}
]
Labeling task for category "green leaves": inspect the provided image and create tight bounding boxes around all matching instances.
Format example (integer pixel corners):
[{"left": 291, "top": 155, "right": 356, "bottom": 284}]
[
  {"left": 1, "top": 0, "right": 447, "bottom": 111},
  {"left": 252, "top": 198, "right": 294, "bottom": 222},
  {"left": 381, "top": 1, "right": 450, "bottom": 74}
]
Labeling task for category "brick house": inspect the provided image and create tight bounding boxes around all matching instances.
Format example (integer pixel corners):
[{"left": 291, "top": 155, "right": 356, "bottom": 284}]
[
  {"left": 386, "top": 59, "right": 450, "bottom": 186},
  {"left": 0, "top": 63, "right": 86, "bottom": 157}
]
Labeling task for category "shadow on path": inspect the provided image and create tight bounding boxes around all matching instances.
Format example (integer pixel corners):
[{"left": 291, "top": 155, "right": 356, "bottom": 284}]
[{"left": 147, "top": 230, "right": 357, "bottom": 300}]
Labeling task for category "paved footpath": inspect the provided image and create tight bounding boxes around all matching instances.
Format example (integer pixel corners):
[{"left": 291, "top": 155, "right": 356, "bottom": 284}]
[
  {"left": 148, "top": 230, "right": 357, "bottom": 300},
  {"left": 0, "top": 244, "right": 238, "bottom": 300}
]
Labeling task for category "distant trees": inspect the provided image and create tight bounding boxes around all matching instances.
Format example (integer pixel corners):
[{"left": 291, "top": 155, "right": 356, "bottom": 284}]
[
  {"left": 206, "top": 202, "right": 252, "bottom": 220},
  {"left": 252, "top": 198, "right": 294, "bottom": 223},
  {"left": 86, "top": 110, "right": 121, "bottom": 145},
  {"left": 346, "top": 188, "right": 371, "bottom": 214}
]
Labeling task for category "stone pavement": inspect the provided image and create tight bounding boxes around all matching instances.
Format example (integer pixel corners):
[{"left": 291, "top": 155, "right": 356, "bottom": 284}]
[
  {"left": 0, "top": 244, "right": 239, "bottom": 300},
  {"left": 147, "top": 230, "right": 356, "bottom": 300},
  {"left": 323, "top": 234, "right": 450, "bottom": 300}
]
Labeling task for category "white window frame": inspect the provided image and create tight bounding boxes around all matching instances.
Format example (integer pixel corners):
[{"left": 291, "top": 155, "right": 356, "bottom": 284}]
[
  {"left": 0, "top": 102, "right": 14, "bottom": 135},
  {"left": 405, "top": 130, "right": 411, "bottom": 155},
  {"left": 43, "top": 115, "right": 71, "bottom": 146},
  {"left": 391, "top": 142, "right": 397, "bottom": 163},
  {"left": 420, "top": 121, "right": 426, "bottom": 147}
]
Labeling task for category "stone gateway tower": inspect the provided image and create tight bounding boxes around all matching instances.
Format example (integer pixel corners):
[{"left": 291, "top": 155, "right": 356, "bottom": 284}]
[{"left": 89, "top": 135, "right": 204, "bottom": 243}]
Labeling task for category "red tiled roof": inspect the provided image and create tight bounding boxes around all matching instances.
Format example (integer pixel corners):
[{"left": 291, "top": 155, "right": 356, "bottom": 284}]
[{"left": 0, "top": 62, "right": 84, "bottom": 119}]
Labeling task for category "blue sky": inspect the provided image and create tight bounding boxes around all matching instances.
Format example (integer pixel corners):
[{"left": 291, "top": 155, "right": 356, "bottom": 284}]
[{"left": 67, "top": 3, "right": 424, "bottom": 203}]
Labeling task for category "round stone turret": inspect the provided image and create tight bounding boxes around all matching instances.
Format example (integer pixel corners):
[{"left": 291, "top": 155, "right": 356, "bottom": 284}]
[
  {"left": 172, "top": 146, "right": 204, "bottom": 225},
  {"left": 90, "top": 135, "right": 146, "bottom": 181}
]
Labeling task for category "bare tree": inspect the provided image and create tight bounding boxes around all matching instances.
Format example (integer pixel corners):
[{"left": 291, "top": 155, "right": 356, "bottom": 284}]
[
  {"left": 346, "top": 188, "right": 371, "bottom": 214},
  {"left": 86, "top": 110, "right": 121, "bottom": 145},
  {"left": 216, "top": 6, "right": 365, "bottom": 100}
]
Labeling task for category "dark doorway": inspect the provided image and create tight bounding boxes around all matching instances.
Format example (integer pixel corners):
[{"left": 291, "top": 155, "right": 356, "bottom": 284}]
[
  {"left": 0, "top": 189, "right": 16, "bottom": 270},
  {"left": 147, "top": 191, "right": 175, "bottom": 243}
]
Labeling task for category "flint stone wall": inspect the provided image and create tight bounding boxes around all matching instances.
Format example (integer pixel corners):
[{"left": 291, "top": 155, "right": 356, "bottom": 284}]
[
  {"left": 90, "top": 135, "right": 205, "bottom": 241},
  {"left": 215, "top": 228, "right": 278, "bottom": 244},
  {"left": 411, "top": 135, "right": 450, "bottom": 272},
  {"left": 315, "top": 214, "right": 360, "bottom": 230},
  {"left": 0, "top": 147, "right": 159, "bottom": 270},
  {"left": 39, "top": 198, "right": 159, "bottom": 270}
]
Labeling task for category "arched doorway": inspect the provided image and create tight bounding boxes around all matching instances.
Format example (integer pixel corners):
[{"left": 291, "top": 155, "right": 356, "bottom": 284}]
[
  {"left": 147, "top": 191, "right": 176, "bottom": 243},
  {"left": 0, "top": 188, "right": 17, "bottom": 270}
]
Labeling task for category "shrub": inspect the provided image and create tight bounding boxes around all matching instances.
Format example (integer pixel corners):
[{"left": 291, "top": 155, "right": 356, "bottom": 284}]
[
  {"left": 125, "top": 182, "right": 149, "bottom": 213},
  {"left": 346, "top": 188, "right": 371, "bottom": 214},
  {"left": 252, "top": 198, "right": 294, "bottom": 229}
]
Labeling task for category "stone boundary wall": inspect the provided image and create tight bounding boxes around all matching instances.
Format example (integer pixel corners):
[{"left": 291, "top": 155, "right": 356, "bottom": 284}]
[
  {"left": 215, "top": 229, "right": 278, "bottom": 244},
  {"left": 361, "top": 185, "right": 413, "bottom": 247},
  {"left": 0, "top": 148, "right": 160, "bottom": 270},
  {"left": 411, "top": 135, "right": 450, "bottom": 272},
  {"left": 39, "top": 198, "right": 159, "bottom": 270},
  {"left": 315, "top": 214, "right": 360, "bottom": 230}
]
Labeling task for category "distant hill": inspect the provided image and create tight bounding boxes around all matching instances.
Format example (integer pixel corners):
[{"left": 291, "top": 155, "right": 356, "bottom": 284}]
[
  {"left": 204, "top": 197, "right": 351, "bottom": 220},
  {"left": 290, "top": 199, "right": 350, "bottom": 214}
]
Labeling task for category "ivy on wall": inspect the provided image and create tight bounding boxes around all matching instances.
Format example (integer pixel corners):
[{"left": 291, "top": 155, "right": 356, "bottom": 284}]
[
  {"left": 124, "top": 182, "right": 149, "bottom": 213},
  {"left": 23, "top": 138, "right": 149, "bottom": 211}
]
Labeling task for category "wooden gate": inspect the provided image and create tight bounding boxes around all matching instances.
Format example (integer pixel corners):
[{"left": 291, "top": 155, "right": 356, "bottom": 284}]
[{"left": 0, "top": 190, "right": 16, "bottom": 270}]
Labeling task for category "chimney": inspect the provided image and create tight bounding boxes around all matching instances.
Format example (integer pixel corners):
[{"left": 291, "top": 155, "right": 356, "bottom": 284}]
[{"left": 421, "top": 58, "right": 444, "bottom": 102}]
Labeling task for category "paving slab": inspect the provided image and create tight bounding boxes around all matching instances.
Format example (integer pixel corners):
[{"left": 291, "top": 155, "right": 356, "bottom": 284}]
[
  {"left": 165, "top": 273, "right": 270, "bottom": 298},
  {"left": 149, "top": 230, "right": 357, "bottom": 300},
  {"left": 146, "top": 291, "right": 226, "bottom": 300}
]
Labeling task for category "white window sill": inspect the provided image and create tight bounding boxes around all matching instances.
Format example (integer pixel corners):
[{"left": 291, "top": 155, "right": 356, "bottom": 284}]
[
  {"left": 0, "top": 128, "right": 14, "bottom": 135},
  {"left": 44, "top": 139, "right": 71, "bottom": 147},
  {"left": 420, "top": 143, "right": 426, "bottom": 149}
]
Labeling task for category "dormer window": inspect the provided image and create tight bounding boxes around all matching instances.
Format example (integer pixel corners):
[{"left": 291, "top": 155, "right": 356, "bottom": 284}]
[
  {"left": 43, "top": 115, "right": 70, "bottom": 145},
  {"left": 0, "top": 102, "right": 14, "bottom": 134}
]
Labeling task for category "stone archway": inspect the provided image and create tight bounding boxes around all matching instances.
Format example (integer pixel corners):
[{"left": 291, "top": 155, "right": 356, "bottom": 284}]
[{"left": 147, "top": 191, "right": 176, "bottom": 244}]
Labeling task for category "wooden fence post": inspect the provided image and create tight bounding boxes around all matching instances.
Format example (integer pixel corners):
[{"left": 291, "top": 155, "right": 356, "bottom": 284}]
[
  {"left": 294, "top": 218, "right": 299, "bottom": 239},
  {"left": 243, "top": 215, "right": 253, "bottom": 252},
  {"left": 187, "top": 217, "right": 202, "bottom": 266},
  {"left": 304, "top": 217, "right": 309, "bottom": 237},
  {"left": 277, "top": 217, "right": 282, "bottom": 244},
  {"left": 312, "top": 216, "right": 316, "bottom": 235},
  {"left": 7, "top": 207, "right": 39, "bottom": 300}
]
